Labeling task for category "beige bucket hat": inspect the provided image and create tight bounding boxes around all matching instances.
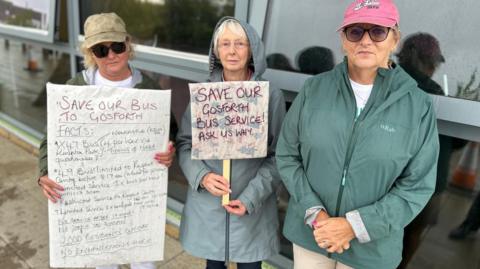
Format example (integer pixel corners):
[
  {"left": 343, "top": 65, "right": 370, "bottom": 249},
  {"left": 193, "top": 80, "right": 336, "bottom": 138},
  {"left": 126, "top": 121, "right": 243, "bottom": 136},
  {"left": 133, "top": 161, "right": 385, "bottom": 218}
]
[{"left": 83, "top": 12, "right": 128, "bottom": 48}]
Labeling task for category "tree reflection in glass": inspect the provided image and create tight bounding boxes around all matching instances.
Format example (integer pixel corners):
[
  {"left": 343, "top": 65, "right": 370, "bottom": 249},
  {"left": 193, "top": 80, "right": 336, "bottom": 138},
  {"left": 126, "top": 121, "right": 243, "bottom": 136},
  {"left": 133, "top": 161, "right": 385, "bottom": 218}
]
[{"left": 80, "top": 0, "right": 235, "bottom": 55}]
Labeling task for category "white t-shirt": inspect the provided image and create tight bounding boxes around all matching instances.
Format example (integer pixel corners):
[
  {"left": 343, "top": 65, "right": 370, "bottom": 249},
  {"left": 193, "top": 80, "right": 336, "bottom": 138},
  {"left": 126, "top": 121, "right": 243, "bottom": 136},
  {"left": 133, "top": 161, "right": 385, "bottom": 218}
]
[
  {"left": 349, "top": 78, "right": 373, "bottom": 118},
  {"left": 94, "top": 69, "right": 133, "bottom": 88}
]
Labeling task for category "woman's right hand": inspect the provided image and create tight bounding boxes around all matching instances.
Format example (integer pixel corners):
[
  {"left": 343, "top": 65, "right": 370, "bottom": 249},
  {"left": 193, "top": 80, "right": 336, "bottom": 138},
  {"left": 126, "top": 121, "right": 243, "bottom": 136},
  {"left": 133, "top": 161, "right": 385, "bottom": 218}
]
[
  {"left": 313, "top": 210, "right": 351, "bottom": 253},
  {"left": 200, "top": 172, "right": 231, "bottom": 196},
  {"left": 38, "top": 175, "right": 64, "bottom": 203},
  {"left": 314, "top": 217, "right": 354, "bottom": 254}
]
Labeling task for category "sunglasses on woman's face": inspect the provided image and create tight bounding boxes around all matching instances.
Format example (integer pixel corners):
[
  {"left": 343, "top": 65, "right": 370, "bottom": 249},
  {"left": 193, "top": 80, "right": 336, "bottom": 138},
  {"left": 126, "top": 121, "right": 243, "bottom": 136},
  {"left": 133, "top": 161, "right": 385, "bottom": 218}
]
[
  {"left": 90, "top": 42, "right": 126, "bottom": 58},
  {"left": 344, "top": 25, "right": 391, "bottom": 42}
]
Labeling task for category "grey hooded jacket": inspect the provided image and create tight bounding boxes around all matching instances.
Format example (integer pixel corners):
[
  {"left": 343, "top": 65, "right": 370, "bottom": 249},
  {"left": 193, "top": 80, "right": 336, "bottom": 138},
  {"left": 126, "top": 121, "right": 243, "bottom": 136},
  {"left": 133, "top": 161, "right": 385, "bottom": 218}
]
[{"left": 176, "top": 17, "right": 285, "bottom": 262}]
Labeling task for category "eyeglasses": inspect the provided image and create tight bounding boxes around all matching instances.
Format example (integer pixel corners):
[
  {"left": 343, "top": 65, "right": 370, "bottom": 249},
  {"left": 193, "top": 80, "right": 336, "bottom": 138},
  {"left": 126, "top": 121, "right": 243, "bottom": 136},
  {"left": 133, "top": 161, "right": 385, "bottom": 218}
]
[
  {"left": 344, "top": 25, "right": 391, "bottom": 42},
  {"left": 90, "top": 42, "right": 127, "bottom": 58},
  {"left": 218, "top": 40, "right": 249, "bottom": 51}
]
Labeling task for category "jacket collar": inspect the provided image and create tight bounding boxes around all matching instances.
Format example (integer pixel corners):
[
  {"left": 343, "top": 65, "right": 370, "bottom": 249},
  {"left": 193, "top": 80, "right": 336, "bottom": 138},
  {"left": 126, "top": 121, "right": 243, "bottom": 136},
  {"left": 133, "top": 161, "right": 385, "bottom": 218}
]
[
  {"left": 81, "top": 64, "right": 142, "bottom": 86},
  {"left": 336, "top": 57, "right": 418, "bottom": 117}
]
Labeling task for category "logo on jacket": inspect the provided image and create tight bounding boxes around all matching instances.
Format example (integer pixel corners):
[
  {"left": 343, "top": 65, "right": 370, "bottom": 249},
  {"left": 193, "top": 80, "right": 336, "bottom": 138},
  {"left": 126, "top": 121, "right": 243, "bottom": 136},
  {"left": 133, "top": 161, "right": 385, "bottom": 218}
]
[
  {"left": 380, "top": 124, "right": 396, "bottom": 133},
  {"left": 354, "top": 0, "right": 380, "bottom": 11}
]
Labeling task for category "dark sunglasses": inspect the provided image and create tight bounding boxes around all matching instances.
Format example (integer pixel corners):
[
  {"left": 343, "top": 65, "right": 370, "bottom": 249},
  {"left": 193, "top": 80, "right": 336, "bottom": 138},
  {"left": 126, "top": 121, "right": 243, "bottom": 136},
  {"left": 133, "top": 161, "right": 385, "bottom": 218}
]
[
  {"left": 344, "top": 25, "right": 391, "bottom": 42},
  {"left": 91, "top": 42, "right": 127, "bottom": 58}
]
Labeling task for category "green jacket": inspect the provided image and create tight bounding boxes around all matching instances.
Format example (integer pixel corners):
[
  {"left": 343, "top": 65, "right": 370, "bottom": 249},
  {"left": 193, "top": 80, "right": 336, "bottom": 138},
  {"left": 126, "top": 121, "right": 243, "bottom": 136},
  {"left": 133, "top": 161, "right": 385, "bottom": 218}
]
[
  {"left": 38, "top": 67, "right": 178, "bottom": 177},
  {"left": 276, "top": 59, "right": 439, "bottom": 269}
]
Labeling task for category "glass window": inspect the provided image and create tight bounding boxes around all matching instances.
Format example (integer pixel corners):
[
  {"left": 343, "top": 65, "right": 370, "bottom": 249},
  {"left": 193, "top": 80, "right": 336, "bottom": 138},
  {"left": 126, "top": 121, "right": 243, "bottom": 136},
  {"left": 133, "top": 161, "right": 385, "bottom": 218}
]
[
  {"left": 395, "top": 2, "right": 480, "bottom": 102},
  {"left": 79, "top": 0, "right": 235, "bottom": 55},
  {"left": 0, "top": 38, "right": 71, "bottom": 133},
  {"left": 137, "top": 69, "right": 193, "bottom": 203},
  {"left": 264, "top": 1, "right": 341, "bottom": 76},
  {"left": 0, "top": 0, "right": 51, "bottom": 30},
  {"left": 0, "top": 0, "right": 55, "bottom": 42},
  {"left": 264, "top": 0, "right": 480, "bottom": 102},
  {"left": 405, "top": 137, "right": 480, "bottom": 269}
]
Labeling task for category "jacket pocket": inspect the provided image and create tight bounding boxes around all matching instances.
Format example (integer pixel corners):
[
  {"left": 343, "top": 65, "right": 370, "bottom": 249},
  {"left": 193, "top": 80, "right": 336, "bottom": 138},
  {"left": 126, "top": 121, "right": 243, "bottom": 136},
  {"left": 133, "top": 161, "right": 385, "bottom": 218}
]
[
  {"left": 348, "top": 121, "right": 414, "bottom": 198},
  {"left": 361, "top": 121, "right": 413, "bottom": 161}
]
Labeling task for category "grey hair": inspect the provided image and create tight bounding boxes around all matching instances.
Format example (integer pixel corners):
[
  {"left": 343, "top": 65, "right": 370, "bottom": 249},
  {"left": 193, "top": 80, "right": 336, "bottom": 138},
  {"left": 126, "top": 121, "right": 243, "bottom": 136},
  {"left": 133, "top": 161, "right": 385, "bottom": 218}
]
[{"left": 212, "top": 19, "right": 248, "bottom": 57}]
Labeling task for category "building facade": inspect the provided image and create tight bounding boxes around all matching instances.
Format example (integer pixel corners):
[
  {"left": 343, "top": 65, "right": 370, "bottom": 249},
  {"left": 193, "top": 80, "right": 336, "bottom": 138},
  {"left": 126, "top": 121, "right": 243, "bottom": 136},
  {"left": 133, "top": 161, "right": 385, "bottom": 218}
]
[{"left": 1, "top": 1, "right": 479, "bottom": 268}]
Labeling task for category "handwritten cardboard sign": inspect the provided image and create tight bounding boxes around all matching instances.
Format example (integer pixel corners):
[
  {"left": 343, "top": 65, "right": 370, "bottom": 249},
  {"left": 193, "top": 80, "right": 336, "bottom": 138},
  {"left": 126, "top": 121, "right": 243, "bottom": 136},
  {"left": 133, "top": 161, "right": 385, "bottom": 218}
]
[
  {"left": 46, "top": 83, "right": 170, "bottom": 267},
  {"left": 189, "top": 81, "right": 269, "bottom": 160}
]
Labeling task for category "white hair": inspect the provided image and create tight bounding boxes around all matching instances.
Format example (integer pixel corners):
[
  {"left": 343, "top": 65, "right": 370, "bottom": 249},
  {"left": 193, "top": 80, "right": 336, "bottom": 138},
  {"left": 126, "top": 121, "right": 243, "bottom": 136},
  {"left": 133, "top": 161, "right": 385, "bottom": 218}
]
[{"left": 212, "top": 19, "right": 248, "bottom": 57}]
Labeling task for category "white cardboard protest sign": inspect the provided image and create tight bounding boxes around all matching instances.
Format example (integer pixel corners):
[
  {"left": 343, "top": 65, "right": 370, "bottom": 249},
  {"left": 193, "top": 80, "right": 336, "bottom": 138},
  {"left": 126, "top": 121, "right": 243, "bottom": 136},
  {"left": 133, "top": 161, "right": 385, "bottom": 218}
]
[
  {"left": 46, "top": 83, "right": 170, "bottom": 267},
  {"left": 189, "top": 81, "right": 269, "bottom": 160}
]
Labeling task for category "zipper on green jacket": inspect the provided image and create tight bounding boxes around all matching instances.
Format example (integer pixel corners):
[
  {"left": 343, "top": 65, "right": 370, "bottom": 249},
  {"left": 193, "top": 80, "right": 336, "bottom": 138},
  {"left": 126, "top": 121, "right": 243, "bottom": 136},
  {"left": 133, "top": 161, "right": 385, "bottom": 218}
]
[
  {"left": 327, "top": 118, "right": 362, "bottom": 258},
  {"left": 341, "top": 170, "right": 346, "bottom": 186},
  {"left": 334, "top": 75, "right": 376, "bottom": 218},
  {"left": 334, "top": 119, "right": 362, "bottom": 218}
]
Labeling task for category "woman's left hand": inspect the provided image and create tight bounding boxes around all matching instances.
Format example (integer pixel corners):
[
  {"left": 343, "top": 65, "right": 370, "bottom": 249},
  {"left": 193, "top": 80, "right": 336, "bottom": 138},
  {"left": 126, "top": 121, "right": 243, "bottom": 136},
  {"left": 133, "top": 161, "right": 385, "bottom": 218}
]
[
  {"left": 224, "top": 199, "right": 247, "bottom": 216},
  {"left": 313, "top": 217, "right": 355, "bottom": 254},
  {"left": 154, "top": 141, "right": 175, "bottom": 167}
]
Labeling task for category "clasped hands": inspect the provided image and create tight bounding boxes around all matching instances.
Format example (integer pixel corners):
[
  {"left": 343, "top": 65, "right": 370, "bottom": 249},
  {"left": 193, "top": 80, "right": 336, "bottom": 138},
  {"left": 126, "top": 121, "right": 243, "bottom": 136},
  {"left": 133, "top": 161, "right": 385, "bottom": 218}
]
[
  {"left": 313, "top": 210, "right": 356, "bottom": 254},
  {"left": 200, "top": 172, "right": 246, "bottom": 216}
]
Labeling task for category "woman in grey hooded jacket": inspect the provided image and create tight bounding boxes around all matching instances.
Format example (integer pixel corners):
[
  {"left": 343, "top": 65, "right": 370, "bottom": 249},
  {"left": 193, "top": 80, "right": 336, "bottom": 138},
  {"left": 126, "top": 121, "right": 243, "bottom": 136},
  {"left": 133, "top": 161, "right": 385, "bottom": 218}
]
[{"left": 176, "top": 17, "right": 285, "bottom": 269}]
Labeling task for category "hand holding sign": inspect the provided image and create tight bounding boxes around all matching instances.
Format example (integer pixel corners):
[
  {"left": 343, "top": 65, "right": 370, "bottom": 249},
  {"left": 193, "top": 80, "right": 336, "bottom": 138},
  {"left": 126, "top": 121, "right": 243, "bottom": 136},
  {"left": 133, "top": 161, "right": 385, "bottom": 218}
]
[
  {"left": 153, "top": 141, "right": 176, "bottom": 167},
  {"left": 223, "top": 200, "right": 247, "bottom": 216},
  {"left": 38, "top": 175, "right": 64, "bottom": 203},
  {"left": 201, "top": 172, "right": 231, "bottom": 196}
]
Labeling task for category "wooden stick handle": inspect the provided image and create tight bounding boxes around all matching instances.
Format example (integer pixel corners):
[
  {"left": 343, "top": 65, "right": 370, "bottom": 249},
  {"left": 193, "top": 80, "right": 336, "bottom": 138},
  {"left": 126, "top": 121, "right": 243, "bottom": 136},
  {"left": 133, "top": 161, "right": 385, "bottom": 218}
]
[{"left": 222, "top": 159, "right": 231, "bottom": 205}]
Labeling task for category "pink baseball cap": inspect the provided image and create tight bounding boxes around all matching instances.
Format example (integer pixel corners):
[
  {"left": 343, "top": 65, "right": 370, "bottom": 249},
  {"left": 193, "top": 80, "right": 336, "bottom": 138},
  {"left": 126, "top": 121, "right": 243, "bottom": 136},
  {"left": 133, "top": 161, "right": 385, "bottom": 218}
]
[{"left": 338, "top": 0, "right": 399, "bottom": 30}]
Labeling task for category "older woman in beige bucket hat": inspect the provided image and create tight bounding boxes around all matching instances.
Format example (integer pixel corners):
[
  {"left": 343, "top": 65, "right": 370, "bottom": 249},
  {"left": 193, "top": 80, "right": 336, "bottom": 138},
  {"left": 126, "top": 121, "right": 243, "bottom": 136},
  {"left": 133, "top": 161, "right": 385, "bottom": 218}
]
[{"left": 37, "top": 12, "right": 177, "bottom": 269}]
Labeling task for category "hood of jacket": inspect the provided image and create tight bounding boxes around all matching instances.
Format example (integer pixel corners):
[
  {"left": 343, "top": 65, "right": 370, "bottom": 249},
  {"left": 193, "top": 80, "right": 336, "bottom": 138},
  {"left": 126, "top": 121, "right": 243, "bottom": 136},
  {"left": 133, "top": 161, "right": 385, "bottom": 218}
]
[
  {"left": 334, "top": 57, "right": 424, "bottom": 119},
  {"left": 208, "top": 16, "right": 266, "bottom": 82}
]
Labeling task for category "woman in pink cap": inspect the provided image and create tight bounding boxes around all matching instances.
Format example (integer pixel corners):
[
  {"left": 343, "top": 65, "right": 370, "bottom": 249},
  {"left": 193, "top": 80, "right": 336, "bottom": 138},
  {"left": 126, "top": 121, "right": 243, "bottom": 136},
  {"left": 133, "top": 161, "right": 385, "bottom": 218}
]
[{"left": 276, "top": 0, "right": 439, "bottom": 268}]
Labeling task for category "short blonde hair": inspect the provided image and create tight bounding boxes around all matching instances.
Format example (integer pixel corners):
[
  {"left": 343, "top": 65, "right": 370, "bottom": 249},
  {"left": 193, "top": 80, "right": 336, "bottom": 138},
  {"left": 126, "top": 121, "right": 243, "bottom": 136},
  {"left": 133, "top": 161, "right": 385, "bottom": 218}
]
[
  {"left": 391, "top": 25, "right": 401, "bottom": 42},
  {"left": 212, "top": 19, "right": 248, "bottom": 57},
  {"left": 80, "top": 37, "right": 135, "bottom": 69}
]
